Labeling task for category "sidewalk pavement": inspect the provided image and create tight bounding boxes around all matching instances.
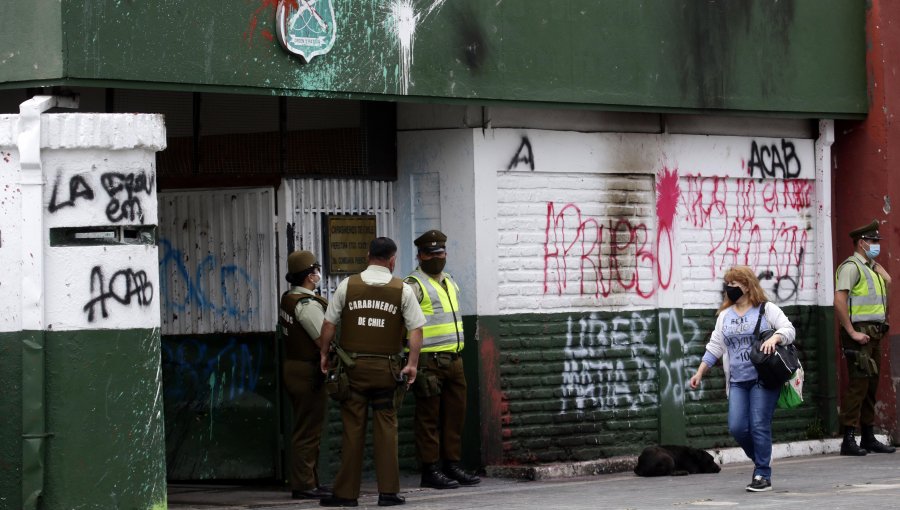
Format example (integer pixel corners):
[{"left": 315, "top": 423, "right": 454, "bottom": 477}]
[{"left": 168, "top": 437, "right": 899, "bottom": 509}]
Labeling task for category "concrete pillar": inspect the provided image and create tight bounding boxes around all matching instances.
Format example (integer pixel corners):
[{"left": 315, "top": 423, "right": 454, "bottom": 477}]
[{"left": 0, "top": 110, "right": 168, "bottom": 509}]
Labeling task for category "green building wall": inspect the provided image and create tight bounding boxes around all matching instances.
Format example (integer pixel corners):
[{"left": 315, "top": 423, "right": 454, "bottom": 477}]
[
  {"left": 0, "top": 1, "right": 867, "bottom": 117},
  {"left": 2, "top": 330, "right": 167, "bottom": 510}
]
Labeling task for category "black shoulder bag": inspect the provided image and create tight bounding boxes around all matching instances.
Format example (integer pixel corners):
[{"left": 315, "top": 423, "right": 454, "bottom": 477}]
[{"left": 748, "top": 302, "right": 801, "bottom": 389}]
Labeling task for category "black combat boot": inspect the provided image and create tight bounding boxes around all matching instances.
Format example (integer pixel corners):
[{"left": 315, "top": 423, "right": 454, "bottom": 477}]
[
  {"left": 840, "top": 426, "right": 868, "bottom": 456},
  {"left": 420, "top": 463, "right": 459, "bottom": 489},
  {"left": 443, "top": 461, "right": 481, "bottom": 486},
  {"left": 860, "top": 425, "right": 897, "bottom": 453}
]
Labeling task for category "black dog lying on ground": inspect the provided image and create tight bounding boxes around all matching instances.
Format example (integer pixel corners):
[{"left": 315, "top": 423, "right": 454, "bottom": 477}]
[{"left": 633, "top": 445, "right": 721, "bottom": 476}]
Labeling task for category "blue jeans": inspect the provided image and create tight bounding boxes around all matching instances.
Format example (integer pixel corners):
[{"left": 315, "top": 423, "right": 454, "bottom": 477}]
[{"left": 728, "top": 379, "right": 780, "bottom": 479}]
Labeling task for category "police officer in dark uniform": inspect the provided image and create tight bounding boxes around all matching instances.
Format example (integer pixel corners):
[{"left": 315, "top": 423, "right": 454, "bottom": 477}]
[
  {"left": 279, "top": 250, "right": 332, "bottom": 499},
  {"left": 318, "top": 237, "right": 425, "bottom": 507},
  {"left": 834, "top": 220, "right": 896, "bottom": 455},
  {"left": 406, "top": 230, "right": 480, "bottom": 489}
]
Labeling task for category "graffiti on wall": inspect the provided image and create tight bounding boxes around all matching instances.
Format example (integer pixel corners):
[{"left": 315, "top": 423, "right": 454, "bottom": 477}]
[
  {"left": 559, "top": 310, "right": 703, "bottom": 414},
  {"left": 682, "top": 174, "right": 812, "bottom": 288},
  {"left": 543, "top": 202, "right": 657, "bottom": 299},
  {"left": 507, "top": 137, "right": 535, "bottom": 171},
  {"left": 82, "top": 266, "right": 155, "bottom": 322},
  {"left": 745, "top": 139, "right": 802, "bottom": 179},
  {"left": 48, "top": 170, "right": 155, "bottom": 224},
  {"left": 540, "top": 164, "right": 812, "bottom": 302},
  {"left": 158, "top": 239, "right": 259, "bottom": 323},
  {"left": 162, "top": 337, "right": 264, "bottom": 408}
]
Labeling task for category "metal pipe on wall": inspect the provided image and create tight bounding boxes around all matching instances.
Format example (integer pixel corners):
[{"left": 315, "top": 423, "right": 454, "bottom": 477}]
[{"left": 17, "top": 94, "right": 78, "bottom": 509}]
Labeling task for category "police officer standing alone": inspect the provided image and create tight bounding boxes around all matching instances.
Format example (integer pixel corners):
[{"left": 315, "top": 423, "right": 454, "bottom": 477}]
[
  {"left": 834, "top": 220, "right": 896, "bottom": 456},
  {"left": 318, "top": 237, "right": 425, "bottom": 507},
  {"left": 279, "top": 251, "right": 333, "bottom": 500},
  {"left": 406, "top": 230, "right": 480, "bottom": 489}
]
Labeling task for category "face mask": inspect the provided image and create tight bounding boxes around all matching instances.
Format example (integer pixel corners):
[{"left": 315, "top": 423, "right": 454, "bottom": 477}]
[
  {"left": 420, "top": 258, "right": 446, "bottom": 275},
  {"left": 725, "top": 285, "right": 744, "bottom": 303},
  {"left": 865, "top": 241, "right": 881, "bottom": 259},
  {"left": 309, "top": 271, "right": 321, "bottom": 286}
]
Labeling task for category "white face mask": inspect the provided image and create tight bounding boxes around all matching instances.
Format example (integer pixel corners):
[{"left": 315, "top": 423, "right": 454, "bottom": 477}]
[{"left": 309, "top": 271, "right": 321, "bottom": 286}]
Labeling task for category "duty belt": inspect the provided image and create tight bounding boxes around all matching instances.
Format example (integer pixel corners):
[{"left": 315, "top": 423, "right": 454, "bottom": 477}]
[
  {"left": 346, "top": 351, "right": 403, "bottom": 361},
  {"left": 427, "top": 352, "right": 460, "bottom": 361}
]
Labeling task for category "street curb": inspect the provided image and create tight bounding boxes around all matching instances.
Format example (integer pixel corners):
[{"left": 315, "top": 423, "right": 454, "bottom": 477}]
[{"left": 485, "top": 436, "right": 889, "bottom": 481}]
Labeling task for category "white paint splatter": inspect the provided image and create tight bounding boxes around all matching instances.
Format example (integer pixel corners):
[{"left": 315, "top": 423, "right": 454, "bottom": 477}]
[
  {"left": 385, "top": 0, "right": 447, "bottom": 95},
  {"left": 386, "top": 0, "right": 419, "bottom": 95}
]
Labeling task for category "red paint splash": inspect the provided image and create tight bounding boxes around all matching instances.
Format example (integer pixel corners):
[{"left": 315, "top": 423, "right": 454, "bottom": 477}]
[
  {"left": 656, "top": 166, "right": 681, "bottom": 230},
  {"left": 244, "top": 0, "right": 296, "bottom": 46}
]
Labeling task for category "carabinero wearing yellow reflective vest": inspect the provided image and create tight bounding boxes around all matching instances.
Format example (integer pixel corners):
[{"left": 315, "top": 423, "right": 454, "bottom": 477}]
[
  {"left": 406, "top": 229, "right": 481, "bottom": 490},
  {"left": 834, "top": 219, "right": 895, "bottom": 456}
]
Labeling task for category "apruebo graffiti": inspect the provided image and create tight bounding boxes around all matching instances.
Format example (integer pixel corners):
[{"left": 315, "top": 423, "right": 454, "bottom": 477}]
[
  {"left": 158, "top": 239, "right": 258, "bottom": 323},
  {"left": 543, "top": 202, "right": 657, "bottom": 299}
]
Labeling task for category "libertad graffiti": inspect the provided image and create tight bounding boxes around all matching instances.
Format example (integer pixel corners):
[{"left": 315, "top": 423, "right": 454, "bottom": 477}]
[{"left": 559, "top": 310, "right": 703, "bottom": 414}]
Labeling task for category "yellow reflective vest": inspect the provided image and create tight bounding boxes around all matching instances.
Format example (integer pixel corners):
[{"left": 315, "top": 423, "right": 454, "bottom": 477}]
[
  {"left": 837, "top": 256, "right": 887, "bottom": 323},
  {"left": 406, "top": 269, "right": 464, "bottom": 352}
]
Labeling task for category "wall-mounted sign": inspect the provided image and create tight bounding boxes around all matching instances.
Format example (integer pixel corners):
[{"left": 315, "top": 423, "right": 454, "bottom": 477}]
[
  {"left": 325, "top": 215, "right": 376, "bottom": 275},
  {"left": 276, "top": 0, "right": 337, "bottom": 63}
]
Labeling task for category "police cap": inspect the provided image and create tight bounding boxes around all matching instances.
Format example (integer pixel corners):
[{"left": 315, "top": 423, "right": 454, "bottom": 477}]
[
  {"left": 414, "top": 229, "right": 447, "bottom": 254},
  {"left": 849, "top": 220, "right": 882, "bottom": 241},
  {"left": 287, "top": 250, "right": 319, "bottom": 274}
]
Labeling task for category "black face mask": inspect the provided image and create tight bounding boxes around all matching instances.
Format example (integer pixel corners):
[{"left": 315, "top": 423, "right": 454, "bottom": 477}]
[
  {"left": 420, "top": 258, "right": 446, "bottom": 275},
  {"left": 725, "top": 286, "right": 744, "bottom": 303}
]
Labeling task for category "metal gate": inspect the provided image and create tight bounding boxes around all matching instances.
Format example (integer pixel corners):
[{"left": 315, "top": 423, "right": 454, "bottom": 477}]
[
  {"left": 283, "top": 178, "right": 395, "bottom": 299},
  {"left": 157, "top": 187, "right": 279, "bottom": 480}
]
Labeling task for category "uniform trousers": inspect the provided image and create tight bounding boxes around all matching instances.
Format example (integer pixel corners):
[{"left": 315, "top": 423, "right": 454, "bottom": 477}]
[
  {"left": 283, "top": 359, "right": 327, "bottom": 490},
  {"left": 415, "top": 354, "right": 466, "bottom": 464},
  {"left": 333, "top": 357, "right": 400, "bottom": 499},
  {"left": 840, "top": 329, "right": 883, "bottom": 428}
]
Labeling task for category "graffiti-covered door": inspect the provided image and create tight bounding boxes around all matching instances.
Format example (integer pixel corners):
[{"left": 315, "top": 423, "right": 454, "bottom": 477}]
[{"left": 157, "top": 188, "right": 278, "bottom": 480}]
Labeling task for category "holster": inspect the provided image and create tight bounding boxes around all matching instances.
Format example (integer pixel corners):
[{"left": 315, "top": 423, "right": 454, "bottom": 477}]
[
  {"left": 324, "top": 345, "right": 354, "bottom": 402},
  {"left": 413, "top": 368, "right": 442, "bottom": 398},
  {"left": 844, "top": 345, "right": 879, "bottom": 377}
]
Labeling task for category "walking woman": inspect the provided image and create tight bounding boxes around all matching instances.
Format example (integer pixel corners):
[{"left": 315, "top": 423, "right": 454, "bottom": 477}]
[{"left": 689, "top": 266, "right": 796, "bottom": 492}]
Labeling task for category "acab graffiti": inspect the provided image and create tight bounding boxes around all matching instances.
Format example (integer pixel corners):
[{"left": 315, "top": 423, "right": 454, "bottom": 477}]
[{"left": 83, "top": 266, "right": 154, "bottom": 322}]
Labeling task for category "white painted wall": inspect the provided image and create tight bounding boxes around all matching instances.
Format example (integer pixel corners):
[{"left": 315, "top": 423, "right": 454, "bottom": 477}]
[
  {"left": 0, "top": 113, "right": 166, "bottom": 332},
  {"left": 395, "top": 105, "right": 824, "bottom": 319},
  {"left": 463, "top": 129, "right": 820, "bottom": 315},
  {"left": 396, "top": 129, "right": 476, "bottom": 315}
]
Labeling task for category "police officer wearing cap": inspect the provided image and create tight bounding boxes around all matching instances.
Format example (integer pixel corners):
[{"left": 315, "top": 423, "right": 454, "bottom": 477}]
[
  {"left": 279, "top": 251, "right": 333, "bottom": 499},
  {"left": 318, "top": 237, "right": 425, "bottom": 507},
  {"left": 835, "top": 220, "right": 896, "bottom": 456},
  {"left": 405, "top": 230, "right": 481, "bottom": 490}
]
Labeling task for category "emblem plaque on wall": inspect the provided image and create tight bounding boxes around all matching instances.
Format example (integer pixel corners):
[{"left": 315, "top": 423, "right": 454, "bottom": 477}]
[
  {"left": 276, "top": 0, "right": 337, "bottom": 63},
  {"left": 325, "top": 215, "right": 377, "bottom": 275}
]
